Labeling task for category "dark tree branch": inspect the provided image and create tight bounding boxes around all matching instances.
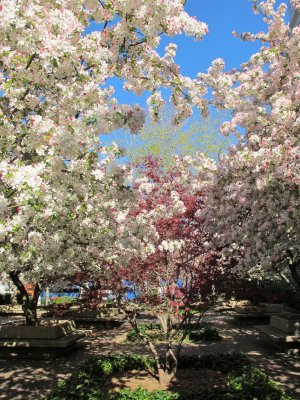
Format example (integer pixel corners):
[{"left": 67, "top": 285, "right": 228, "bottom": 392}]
[
  {"left": 25, "top": 53, "right": 38, "bottom": 70},
  {"left": 289, "top": 261, "right": 300, "bottom": 290},
  {"left": 102, "top": 20, "right": 108, "bottom": 32},
  {"left": 9, "top": 270, "right": 41, "bottom": 326},
  {"left": 9, "top": 270, "right": 29, "bottom": 302}
]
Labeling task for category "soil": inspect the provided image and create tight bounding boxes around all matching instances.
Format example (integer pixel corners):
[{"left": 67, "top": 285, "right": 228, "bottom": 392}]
[{"left": 104, "top": 368, "right": 226, "bottom": 396}]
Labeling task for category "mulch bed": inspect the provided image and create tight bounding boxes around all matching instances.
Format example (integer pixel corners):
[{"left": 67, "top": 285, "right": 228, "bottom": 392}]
[{"left": 103, "top": 368, "right": 226, "bottom": 396}]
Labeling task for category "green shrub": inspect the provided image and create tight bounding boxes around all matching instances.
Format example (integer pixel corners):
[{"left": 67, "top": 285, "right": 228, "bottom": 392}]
[
  {"left": 226, "top": 368, "right": 292, "bottom": 400},
  {"left": 125, "top": 323, "right": 163, "bottom": 343},
  {"left": 183, "top": 366, "right": 292, "bottom": 400},
  {"left": 125, "top": 323, "right": 221, "bottom": 343},
  {"left": 178, "top": 352, "right": 250, "bottom": 375},
  {"left": 111, "top": 388, "right": 179, "bottom": 400},
  {"left": 188, "top": 324, "right": 221, "bottom": 342},
  {"left": 45, "top": 355, "right": 156, "bottom": 400}
]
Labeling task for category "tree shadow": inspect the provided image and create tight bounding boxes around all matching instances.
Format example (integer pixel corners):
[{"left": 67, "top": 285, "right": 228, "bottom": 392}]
[{"left": 0, "top": 315, "right": 299, "bottom": 399}]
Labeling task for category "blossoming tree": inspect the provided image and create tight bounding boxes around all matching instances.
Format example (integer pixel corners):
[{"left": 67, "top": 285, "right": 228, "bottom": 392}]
[
  {"left": 0, "top": 145, "right": 147, "bottom": 324},
  {"left": 121, "top": 107, "right": 232, "bottom": 169},
  {"left": 197, "top": 0, "right": 300, "bottom": 289},
  {"left": 99, "top": 156, "right": 228, "bottom": 385},
  {"left": 0, "top": 0, "right": 210, "bottom": 324}
]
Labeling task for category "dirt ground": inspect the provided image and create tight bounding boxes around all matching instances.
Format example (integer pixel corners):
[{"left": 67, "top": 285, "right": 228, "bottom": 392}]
[
  {"left": 0, "top": 314, "right": 299, "bottom": 400},
  {"left": 105, "top": 368, "right": 226, "bottom": 396}
]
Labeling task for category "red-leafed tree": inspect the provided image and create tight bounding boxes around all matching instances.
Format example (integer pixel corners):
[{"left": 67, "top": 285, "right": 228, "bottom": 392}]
[{"left": 102, "top": 156, "right": 232, "bottom": 385}]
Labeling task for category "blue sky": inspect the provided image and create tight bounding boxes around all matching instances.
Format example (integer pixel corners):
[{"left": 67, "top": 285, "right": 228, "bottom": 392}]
[
  {"left": 106, "top": 0, "right": 290, "bottom": 109},
  {"left": 101, "top": 0, "right": 290, "bottom": 153},
  {"left": 167, "top": 0, "right": 290, "bottom": 76}
]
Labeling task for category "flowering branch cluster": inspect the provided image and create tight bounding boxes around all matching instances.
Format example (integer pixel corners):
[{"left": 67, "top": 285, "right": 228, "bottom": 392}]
[
  {"left": 0, "top": 0, "right": 209, "bottom": 293},
  {"left": 197, "top": 0, "right": 300, "bottom": 287}
]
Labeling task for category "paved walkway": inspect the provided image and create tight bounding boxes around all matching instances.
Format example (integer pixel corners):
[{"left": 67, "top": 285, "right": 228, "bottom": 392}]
[{"left": 0, "top": 315, "right": 299, "bottom": 400}]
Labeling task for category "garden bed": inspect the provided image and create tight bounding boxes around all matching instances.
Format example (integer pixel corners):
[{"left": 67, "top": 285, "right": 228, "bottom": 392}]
[
  {"left": 76, "top": 319, "right": 126, "bottom": 330},
  {"left": 104, "top": 368, "right": 225, "bottom": 395},
  {"left": 44, "top": 352, "right": 292, "bottom": 400},
  {"left": 124, "top": 323, "right": 221, "bottom": 343}
]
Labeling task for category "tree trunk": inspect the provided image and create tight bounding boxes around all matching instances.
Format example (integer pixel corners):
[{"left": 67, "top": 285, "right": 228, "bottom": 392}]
[
  {"left": 289, "top": 261, "right": 300, "bottom": 291},
  {"left": 116, "top": 293, "right": 122, "bottom": 312},
  {"left": 158, "top": 344, "right": 178, "bottom": 386},
  {"left": 127, "top": 312, "right": 180, "bottom": 385},
  {"left": 9, "top": 271, "right": 41, "bottom": 326},
  {"left": 23, "top": 283, "right": 41, "bottom": 326},
  {"left": 127, "top": 311, "right": 164, "bottom": 377},
  {"left": 158, "top": 368, "right": 176, "bottom": 387}
]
